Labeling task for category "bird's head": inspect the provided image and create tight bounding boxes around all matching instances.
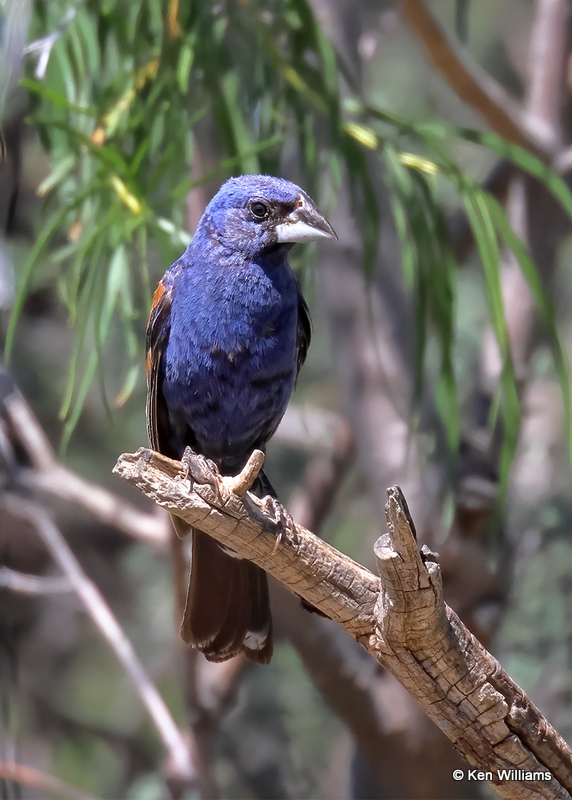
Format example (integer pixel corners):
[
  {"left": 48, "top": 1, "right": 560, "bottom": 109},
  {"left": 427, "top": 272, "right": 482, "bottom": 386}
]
[{"left": 196, "top": 175, "right": 337, "bottom": 260}]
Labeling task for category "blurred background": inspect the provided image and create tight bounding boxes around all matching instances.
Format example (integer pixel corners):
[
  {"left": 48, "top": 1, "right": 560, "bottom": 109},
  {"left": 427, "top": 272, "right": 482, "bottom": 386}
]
[{"left": 1, "top": 0, "right": 572, "bottom": 798}]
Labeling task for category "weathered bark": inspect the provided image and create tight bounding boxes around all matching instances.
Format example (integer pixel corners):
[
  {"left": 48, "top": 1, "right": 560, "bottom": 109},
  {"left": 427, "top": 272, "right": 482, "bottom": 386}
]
[{"left": 114, "top": 447, "right": 572, "bottom": 800}]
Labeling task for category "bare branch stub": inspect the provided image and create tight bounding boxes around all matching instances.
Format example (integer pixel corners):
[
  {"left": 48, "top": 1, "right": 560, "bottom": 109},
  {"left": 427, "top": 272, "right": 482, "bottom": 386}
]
[
  {"left": 375, "top": 487, "right": 572, "bottom": 800},
  {"left": 114, "top": 448, "right": 572, "bottom": 800}
]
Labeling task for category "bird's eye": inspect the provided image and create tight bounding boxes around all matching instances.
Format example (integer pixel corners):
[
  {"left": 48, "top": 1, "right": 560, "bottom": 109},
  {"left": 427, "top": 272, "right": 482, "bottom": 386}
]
[{"left": 250, "top": 200, "right": 269, "bottom": 219}]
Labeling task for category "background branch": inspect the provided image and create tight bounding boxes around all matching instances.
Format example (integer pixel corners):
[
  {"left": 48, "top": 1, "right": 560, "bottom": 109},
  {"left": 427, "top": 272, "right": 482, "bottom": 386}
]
[
  {"left": 0, "top": 759, "right": 97, "bottom": 800},
  {"left": 1, "top": 369, "right": 168, "bottom": 546},
  {"left": 2, "top": 493, "right": 196, "bottom": 791},
  {"left": 395, "top": 0, "right": 556, "bottom": 157},
  {"left": 0, "top": 566, "right": 71, "bottom": 594},
  {"left": 525, "top": 0, "right": 569, "bottom": 146}
]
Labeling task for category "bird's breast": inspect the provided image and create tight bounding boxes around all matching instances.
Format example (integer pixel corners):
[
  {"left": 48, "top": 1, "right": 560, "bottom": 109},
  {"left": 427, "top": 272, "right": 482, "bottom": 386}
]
[{"left": 161, "top": 260, "right": 299, "bottom": 465}]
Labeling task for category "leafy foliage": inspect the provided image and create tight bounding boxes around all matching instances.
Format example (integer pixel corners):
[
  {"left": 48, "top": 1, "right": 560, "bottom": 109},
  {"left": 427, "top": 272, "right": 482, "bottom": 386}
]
[{"left": 6, "top": 0, "right": 572, "bottom": 471}]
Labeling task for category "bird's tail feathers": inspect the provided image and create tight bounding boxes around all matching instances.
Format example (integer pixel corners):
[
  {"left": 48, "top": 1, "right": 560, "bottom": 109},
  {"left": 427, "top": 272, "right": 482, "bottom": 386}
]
[{"left": 180, "top": 528, "right": 273, "bottom": 664}]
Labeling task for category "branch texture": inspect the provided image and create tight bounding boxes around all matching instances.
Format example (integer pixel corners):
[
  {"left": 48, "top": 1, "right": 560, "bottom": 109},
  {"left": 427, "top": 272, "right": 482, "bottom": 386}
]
[{"left": 114, "top": 447, "right": 572, "bottom": 800}]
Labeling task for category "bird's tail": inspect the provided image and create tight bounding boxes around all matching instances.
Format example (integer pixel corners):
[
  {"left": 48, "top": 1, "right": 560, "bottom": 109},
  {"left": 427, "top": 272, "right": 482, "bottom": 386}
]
[
  {"left": 180, "top": 530, "right": 272, "bottom": 663},
  {"left": 177, "top": 470, "right": 274, "bottom": 663}
]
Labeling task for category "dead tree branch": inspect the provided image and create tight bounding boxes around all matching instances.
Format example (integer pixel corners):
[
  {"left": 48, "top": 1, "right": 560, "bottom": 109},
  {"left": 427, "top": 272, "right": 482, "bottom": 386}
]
[{"left": 114, "top": 447, "right": 572, "bottom": 800}]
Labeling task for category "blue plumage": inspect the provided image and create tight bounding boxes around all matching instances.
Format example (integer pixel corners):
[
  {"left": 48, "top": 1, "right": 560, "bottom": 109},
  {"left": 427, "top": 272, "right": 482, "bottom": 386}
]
[
  {"left": 146, "top": 175, "right": 336, "bottom": 663},
  {"left": 162, "top": 234, "right": 299, "bottom": 468}
]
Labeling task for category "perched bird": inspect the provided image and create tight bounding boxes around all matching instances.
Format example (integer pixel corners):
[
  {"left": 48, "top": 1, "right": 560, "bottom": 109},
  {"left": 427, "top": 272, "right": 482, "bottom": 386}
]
[{"left": 146, "top": 175, "right": 336, "bottom": 663}]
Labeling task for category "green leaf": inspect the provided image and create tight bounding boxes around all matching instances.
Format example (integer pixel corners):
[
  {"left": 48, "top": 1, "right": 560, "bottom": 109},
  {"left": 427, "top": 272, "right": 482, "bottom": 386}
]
[
  {"left": 486, "top": 194, "right": 572, "bottom": 459},
  {"left": 155, "top": 217, "right": 191, "bottom": 249},
  {"left": 59, "top": 232, "right": 105, "bottom": 422},
  {"left": 75, "top": 6, "right": 101, "bottom": 76},
  {"left": 220, "top": 71, "right": 259, "bottom": 174},
  {"left": 60, "top": 350, "right": 99, "bottom": 453},
  {"left": 114, "top": 363, "right": 140, "bottom": 407},
  {"left": 36, "top": 154, "right": 76, "bottom": 197},
  {"left": 148, "top": 111, "right": 165, "bottom": 157},
  {"left": 68, "top": 16, "right": 87, "bottom": 85},
  {"left": 177, "top": 42, "right": 194, "bottom": 94},
  {"left": 461, "top": 185, "right": 521, "bottom": 495},
  {"left": 4, "top": 206, "right": 70, "bottom": 361},
  {"left": 99, "top": 243, "right": 128, "bottom": 342},
  {"left": 458, "top": 128, "right": 572, "bottom": 220},
  {"left": 20, "top": 77, "right": 96, "bottom": 115},
  {"left": 53, "top": 37, "right": 78, "bottom": 106}
]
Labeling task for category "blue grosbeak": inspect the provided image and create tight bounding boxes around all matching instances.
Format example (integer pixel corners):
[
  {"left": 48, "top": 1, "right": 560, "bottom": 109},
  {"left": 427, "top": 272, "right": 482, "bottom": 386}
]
[{"left": 146, "top": 175, "right": 336, "bottom": 663}]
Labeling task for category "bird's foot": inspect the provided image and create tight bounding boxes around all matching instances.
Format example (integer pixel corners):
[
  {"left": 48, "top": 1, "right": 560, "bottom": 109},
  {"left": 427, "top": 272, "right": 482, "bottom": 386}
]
[
  {"left": 265, "top": 496, "right": 296, "bottom": 554},
  {"left": 242, "top": 493, "right": 297, "bottom": 552},
  {"left": 181, "top": 447, "right": 223, "bottom": 498}
]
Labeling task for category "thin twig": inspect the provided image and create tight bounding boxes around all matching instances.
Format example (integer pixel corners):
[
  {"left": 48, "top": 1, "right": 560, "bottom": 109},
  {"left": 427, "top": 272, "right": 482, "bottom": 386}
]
[
  {"left": 2, "top": 375, "right": 167, "bottom": 547},
  {"left": 0, "top": 759, "right": 97, "bottom": 800},
  {"left": 23, "top": 1, "right": 83, "bottom": 80},
  {"left": 0, "top": 567, "right": 71, "bottom": 595},
  {"left": 3, "top": 380, "right": 54, "bottom": 472},
  {"left": 225, "top": 449, "right": 265, "bottom": 495},
  {"left": 2, "top": 494, "right": 196, "bottom": 786}
]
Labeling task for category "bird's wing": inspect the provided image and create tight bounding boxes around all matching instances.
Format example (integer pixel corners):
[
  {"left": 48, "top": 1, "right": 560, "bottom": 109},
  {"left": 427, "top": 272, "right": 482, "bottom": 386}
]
[
  {"left": 295, "top": 285, "right": 312, "bottom": 382},
  {"left": 145, "top": 270, "right": 176, "bottom": 455}
]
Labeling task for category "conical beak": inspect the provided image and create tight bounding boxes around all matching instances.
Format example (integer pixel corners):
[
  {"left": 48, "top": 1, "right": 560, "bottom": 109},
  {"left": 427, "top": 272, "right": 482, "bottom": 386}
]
[{"left": 275, "top": 195, "right": 338, "bottom": 244}]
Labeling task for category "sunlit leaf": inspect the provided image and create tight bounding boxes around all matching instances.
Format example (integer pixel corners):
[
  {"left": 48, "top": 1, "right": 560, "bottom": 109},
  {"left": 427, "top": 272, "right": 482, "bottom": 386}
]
[
  {"left": 4, "top": 206, "right": 70, "bottom": 360},
  {"left": 114, "top": 364, "right": 140, "bottom": 407},
  {"left": 109, "top": 175, "right": 143, "bottom": 214},
  {"left": 177, "top": 41, "right": 194, "bottom": 94},
  {"left": 37, "top": 154, "right": 76, "bottom": 197},
  {"left": 344, "top": 122, "right": 378, "bottom": 151}
]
